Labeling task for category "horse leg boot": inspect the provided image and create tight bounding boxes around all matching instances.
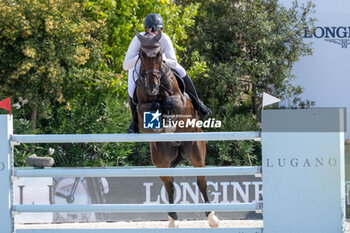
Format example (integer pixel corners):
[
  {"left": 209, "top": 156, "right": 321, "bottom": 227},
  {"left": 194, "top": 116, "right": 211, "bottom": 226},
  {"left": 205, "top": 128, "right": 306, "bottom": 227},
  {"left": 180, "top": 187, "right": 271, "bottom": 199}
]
[
  {"left": 182, "top": 75, "right": 212, "bottom": 118},
  {"left": 127, "top": 95, "right": 140, "bottom": 133}
]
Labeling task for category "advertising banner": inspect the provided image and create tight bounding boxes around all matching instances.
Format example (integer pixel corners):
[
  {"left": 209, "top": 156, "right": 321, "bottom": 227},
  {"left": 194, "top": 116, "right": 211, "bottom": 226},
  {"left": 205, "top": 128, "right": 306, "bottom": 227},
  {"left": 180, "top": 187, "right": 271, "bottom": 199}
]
[
  {"left": 279, "top": 0, "right": 350, "bottom": 138},
  {"left": 14, "top": 174, "right": 262, "bottom": 223}
]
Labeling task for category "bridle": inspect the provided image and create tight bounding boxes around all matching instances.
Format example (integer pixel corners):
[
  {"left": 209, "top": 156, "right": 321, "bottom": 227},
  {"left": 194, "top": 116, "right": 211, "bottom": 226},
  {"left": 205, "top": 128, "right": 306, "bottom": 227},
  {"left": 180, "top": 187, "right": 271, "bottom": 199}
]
[
  {"left": 144, "top": 68, "right": 162, "bottom": 82},
  {"left": 134, "top": 50, "right": 173, "bottom": 94},
  {"left": 133, "top": 51, "right": 162, "bottom": 82}
]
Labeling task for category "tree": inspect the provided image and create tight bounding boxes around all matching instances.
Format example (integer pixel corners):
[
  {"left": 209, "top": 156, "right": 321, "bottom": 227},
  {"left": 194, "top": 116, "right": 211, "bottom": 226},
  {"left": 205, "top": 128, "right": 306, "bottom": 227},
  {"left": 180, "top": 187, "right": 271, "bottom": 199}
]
[
  {"left": 85, "top": 0, "right": 200, "bottom": 74},
  {"left": 0, "top": 0, "right": 201, "bottom": 167},
  {"left": 178, "top": 0, "right": 315, "bottom": 165},
  {"left": 184, "top": 0, "right": 315, "bottom": 114},
  {"left": 0, "top": 0, "right": 110, "bottom": 129}
]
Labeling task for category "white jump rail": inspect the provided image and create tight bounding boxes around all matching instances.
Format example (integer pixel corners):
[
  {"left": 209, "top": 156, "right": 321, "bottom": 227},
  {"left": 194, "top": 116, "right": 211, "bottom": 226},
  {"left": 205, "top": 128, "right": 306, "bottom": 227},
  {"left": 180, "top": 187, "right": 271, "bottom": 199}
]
[
  {"left": 13, "top": 203, "right": 262, "bottom": 213},
  {"left": 11, "top": 131, "right": 261, "bottom": 144},
  {"left": 15, "top": 229, "right": 264, "bottom": 233},
  {"left": 14, "top": 166, "right": 262, "bottom": 178}
]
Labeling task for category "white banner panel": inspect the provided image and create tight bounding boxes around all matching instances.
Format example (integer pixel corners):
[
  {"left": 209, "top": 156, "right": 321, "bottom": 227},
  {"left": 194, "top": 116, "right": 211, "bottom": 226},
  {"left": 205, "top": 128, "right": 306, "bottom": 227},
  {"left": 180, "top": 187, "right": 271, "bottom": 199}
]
[{"left": 279, "top": 0, "right": 350, "bottom": 138}]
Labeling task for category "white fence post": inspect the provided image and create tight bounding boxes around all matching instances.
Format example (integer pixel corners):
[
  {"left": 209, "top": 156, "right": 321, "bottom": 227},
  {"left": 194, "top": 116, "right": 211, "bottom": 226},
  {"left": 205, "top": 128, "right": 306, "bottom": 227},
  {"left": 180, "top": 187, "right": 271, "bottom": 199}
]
[
  {"left": 0, "top": 115, "right": 14, "bottom": 233},
  {"left": 262, "top": 108, "right": 346, "bottom": 233}
]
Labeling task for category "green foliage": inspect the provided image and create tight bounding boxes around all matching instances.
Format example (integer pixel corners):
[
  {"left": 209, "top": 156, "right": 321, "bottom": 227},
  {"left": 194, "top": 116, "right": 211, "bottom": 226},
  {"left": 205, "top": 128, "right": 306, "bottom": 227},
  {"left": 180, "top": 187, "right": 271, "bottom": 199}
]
[
  {"left": 0, "top": 0, "right": 112, "bottom": 128},
  {"left": 1, "top": 0, "right": 315, "bottom": 167},
  {"left": 85, "top": 0, "right": 200, "bottom": 72},
  {"left": 184, "top": 0, "right": 315, "bottom": 110},
  {"left": 179, "top": 0, "right": 315, "bottom": 165},
  {"left": 1, "top": 0, "right": 200, "bottom": 167},
  {"left": 39, "top": 93, "right": 132, "bottom": 167},
  {"left": 12, "top": 91, "right": 137, "bottom": 167}
]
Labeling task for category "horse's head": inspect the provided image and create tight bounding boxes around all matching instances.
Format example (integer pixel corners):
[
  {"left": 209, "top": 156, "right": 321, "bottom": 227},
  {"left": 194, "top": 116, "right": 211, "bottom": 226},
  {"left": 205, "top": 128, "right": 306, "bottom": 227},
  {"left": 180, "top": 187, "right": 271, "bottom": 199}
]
[{"left": 134, "top": 29, "right": 163, "bottom": 96}]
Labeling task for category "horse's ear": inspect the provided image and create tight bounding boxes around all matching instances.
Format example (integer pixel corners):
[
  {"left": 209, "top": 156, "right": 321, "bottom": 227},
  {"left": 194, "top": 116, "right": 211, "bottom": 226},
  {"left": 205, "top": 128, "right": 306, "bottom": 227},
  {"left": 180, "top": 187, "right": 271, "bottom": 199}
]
[
  {"left": 153, "top": 30, "right": 162, "bottom": 43},
  {"left": 134, "top": 29, "right": 145, "bottom": 43}
]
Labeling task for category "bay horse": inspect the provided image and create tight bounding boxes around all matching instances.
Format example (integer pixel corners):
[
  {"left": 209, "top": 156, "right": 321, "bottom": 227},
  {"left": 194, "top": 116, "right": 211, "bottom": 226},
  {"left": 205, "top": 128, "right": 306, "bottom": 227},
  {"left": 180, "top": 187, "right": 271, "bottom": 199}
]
[{"left": 133, "top": 30, "right": 219, "bottom": 228}]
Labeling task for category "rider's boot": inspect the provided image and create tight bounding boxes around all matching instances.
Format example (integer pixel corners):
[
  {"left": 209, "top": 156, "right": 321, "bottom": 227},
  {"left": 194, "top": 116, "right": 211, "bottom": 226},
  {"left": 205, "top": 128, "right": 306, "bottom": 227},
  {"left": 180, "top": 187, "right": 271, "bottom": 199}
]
[
  {"left": 182, "top": 75, "right": 212, "bottom": 118},
  {"left": 127, "top": 95, "right": 140, "bottom": 133}
]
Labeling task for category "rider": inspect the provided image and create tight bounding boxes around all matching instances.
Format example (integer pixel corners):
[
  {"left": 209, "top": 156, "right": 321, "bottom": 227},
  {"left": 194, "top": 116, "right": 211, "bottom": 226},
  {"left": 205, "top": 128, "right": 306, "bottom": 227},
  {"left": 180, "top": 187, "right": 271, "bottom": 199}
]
[{"left": 123, "top": 13, "right": 211, "bottom": 133}]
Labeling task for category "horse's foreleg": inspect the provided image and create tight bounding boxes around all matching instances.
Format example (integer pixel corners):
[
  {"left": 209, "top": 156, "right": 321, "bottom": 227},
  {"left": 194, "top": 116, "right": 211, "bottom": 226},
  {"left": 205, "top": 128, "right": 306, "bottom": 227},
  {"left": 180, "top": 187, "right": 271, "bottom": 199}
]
[
  {"left": 191, "top": 155, "right": 211, "bottom": 213},
  {"left": 197, "top": 176, "right": 210, "bottom": 204},
  {"left": 160, "top": 176, "right": 178, "bottom": 228},
  {"left": 197, "top": 175, "right": 219, "bottom": 228},
  {"left": 197, "top": 176, "right": 211, "bottom": 216},
  {"left": 191, "top": 140, "right": 220, "bottom": 228},
  {"left": 151, "top": 142, "right": 179, "bottom": 227}
]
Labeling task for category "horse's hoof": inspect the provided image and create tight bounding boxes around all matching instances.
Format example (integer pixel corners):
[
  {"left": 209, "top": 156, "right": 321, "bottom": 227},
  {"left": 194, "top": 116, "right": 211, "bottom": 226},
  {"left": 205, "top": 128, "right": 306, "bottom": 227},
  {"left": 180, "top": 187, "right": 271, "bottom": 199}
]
[
  {"left": 168, "top": 216, "right": 179, "bottom": 228},
  {"left": 208, "top": 211, "right": 219, "bottom": 228}
]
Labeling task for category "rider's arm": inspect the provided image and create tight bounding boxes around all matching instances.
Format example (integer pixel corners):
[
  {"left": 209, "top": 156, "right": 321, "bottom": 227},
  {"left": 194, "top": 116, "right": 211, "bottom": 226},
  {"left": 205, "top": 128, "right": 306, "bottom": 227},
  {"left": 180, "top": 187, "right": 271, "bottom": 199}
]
[
  {"left": 123, "top": 35, "right": 141, "bottom": 71},
  {"left": 161, "top": 33, "right": 177, "bottom": 69}
]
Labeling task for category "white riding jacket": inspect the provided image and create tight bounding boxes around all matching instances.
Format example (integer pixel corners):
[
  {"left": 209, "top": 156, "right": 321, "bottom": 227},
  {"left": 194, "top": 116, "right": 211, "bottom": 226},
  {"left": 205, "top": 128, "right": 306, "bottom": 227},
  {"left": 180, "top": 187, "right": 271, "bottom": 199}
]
[{"left": 123, "top": 31, "right": 177, "bottom": 71}]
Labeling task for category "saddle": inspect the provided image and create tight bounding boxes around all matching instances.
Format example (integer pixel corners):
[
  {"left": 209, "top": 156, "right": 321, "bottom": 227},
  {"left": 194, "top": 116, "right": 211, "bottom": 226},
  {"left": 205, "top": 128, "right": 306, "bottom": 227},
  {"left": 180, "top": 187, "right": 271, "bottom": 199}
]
[{"left": 172, "top": 69, "right": 186, "bottom": 95}]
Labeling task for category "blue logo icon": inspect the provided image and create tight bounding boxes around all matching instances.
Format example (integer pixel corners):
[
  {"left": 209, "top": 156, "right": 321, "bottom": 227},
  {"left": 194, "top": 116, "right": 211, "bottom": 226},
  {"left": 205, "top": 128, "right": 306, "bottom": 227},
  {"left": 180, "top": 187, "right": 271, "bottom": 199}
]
[{"left": 143, "top": 110, "right": 162, "bottom": 129}]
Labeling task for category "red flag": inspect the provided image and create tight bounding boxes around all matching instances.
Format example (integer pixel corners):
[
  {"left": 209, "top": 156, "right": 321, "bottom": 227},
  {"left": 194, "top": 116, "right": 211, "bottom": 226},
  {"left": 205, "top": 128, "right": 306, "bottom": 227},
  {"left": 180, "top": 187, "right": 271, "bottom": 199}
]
[{"left": 0, "top": 97, "right": 11, "bottom": 115}]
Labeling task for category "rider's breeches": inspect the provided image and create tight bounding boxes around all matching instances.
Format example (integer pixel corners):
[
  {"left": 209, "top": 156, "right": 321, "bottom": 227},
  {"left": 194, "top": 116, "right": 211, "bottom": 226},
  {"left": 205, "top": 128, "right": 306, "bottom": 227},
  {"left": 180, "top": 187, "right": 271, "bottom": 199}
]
[{"left": 128, "top": 63, "right": 186, "bottom": 98}]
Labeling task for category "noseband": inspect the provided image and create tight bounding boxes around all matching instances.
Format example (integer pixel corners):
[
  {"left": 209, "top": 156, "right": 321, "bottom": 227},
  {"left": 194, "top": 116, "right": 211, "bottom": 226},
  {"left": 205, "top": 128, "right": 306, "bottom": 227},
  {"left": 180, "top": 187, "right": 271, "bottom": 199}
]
[{"left": 144, "top": 69, "right": 162, "bottom": 81}]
